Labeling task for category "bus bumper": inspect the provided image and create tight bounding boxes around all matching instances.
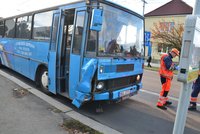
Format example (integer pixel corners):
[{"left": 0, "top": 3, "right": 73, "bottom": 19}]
[{"left": 93, "top": 83, "right": 142, "bottom": 101}]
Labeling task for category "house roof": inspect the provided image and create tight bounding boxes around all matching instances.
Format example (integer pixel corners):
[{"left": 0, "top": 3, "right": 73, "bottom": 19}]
[{"left": 145, "top": 0, "right": 193, "bottom": 17}]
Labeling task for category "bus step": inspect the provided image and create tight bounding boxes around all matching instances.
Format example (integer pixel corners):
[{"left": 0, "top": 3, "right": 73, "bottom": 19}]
[{"left": 60, "top": 92, "right": 69, "bottom": 98}]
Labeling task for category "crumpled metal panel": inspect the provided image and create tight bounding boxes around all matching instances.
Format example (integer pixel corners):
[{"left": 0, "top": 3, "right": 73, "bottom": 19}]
[{"left": 72, "top": 59, "right": 97, "bottom": 108}]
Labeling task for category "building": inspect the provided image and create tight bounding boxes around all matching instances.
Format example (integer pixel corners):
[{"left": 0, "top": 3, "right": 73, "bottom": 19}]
[{"left": 144, "top": 0, "right": 193, "bottom": 62}]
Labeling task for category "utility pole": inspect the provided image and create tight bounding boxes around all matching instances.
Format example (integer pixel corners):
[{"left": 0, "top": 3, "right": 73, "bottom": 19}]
[
  {"left": 173, "top": 0, "right": 200, "bottom": 134},
  {"left": 141, "top": 0, "right": 147, "bottom": 16}
]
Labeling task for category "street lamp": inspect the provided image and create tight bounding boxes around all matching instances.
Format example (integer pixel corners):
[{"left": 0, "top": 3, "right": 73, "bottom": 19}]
[{"left": 141, "top": 0, "right": 147, "bottom": 15}]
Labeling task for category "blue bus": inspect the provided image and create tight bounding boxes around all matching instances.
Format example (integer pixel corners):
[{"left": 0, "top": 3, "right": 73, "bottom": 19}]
[{"left": 0, "top": 0, "right": 144, "bottom": 108}]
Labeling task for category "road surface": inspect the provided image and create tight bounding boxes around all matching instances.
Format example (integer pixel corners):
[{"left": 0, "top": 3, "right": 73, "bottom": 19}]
[{"left": 0, "top": 68, "right": 200, "bottom": 134}]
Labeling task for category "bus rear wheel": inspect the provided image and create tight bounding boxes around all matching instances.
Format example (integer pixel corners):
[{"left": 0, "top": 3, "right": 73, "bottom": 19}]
[{"left": 38, "top": 68, "right": 48, "bottom": 91}]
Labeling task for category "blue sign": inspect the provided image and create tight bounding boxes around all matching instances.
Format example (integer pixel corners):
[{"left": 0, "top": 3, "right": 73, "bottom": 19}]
[
  {"left": 145, "top": 31, "right": 151, "bottom": 46},
  {"left": 145, "top": 31, "right": 151, "bottom": 42}
]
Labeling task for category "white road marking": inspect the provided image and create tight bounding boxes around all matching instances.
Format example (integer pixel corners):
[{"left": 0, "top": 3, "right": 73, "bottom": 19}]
[{"left": 140, "top": 89, "right": 200, "bottom": 106}]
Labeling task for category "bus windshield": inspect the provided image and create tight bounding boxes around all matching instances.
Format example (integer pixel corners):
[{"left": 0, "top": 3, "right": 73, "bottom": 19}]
[{"left": 98, "top": 4, "right": 144, "bottom": 58}]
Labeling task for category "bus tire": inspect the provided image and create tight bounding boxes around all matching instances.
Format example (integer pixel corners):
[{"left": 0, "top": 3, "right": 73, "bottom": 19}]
[{"left": 38, "top": 67, "right": 48, "bottom": 91}]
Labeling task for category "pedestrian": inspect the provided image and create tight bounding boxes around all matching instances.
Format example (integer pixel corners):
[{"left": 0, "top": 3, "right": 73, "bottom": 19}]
[
  {"left": 157, "top": 48, "right": 180, "bottom": 110},
  {"left": 188, "top": 71, "right": 200, "bottom": 111},
  {"left": 147, "top": 56, "right": 152, "bottom": 67}
]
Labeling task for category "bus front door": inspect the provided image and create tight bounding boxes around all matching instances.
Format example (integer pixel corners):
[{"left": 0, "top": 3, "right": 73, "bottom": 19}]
[
  {"left": 69, "top": 9, "right": 88, "bottom": 107},
  {"left": 48, "top": 11, "right": 60, "bottom": 94},
  {"left": 70, "top": 8, "right": 99, "bottom": 108},
  {"left": 58, "top": 9, "right": 75, "bottom": 97},
  {"left": 49, "top": 9, "right": 76, "bottom": 96}
]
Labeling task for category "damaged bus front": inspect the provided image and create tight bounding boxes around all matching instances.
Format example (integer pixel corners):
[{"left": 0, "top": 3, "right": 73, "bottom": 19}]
[{"left": 71, "top": 0, "right": 144, "bottom": 108}]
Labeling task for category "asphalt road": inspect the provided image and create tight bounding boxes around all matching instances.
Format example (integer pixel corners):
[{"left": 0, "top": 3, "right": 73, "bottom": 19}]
[
  {"left": 0, "top": 68, "right": 200, "bottom": 134},
  {"left": 143, "top": 69, "right": 183, "bottom": 100},
  {"left": 77, "top": 94, "right": 200, "bottom": 134},
  {"left": 76, "top": 70, "right": 200, "bottom": 134},
  {"left": 142, "top": 69, "right": 200, "bottom": 104}
]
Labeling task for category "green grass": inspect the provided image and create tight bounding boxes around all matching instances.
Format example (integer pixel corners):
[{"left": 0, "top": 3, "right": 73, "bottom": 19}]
[
  {"left": 61, "top": 118, "right": 103, "bottom": 134},
  {"left": 144, "top": 66, "right": 159, "bottom": 72},
  {"left": 144, "top": 66, "right": 178, "bottom": 75}
]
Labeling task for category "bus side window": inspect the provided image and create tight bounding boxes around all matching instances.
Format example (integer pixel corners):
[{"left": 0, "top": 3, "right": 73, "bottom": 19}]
[
  {"left": 0, "top": 20, "right": 4, "bottom": 37},
  {"left": 86, "top": 30, "right": 97, "bottom": 52},
  {"left": 72, "top": 11, "right": 85, "bottom": 54},
  {"left": 33, "top": 11, "right": 53, "bottom": 41},
  {"left": 16, "top": 16, "right": 32, "bottom": 39},
  {"left": 5, "top": 19, "right": 15, "bottom": 38},
  {"left": 50, "top": 15, "right": 59, "bottom": 51},
  {"left": 67, "top": 25, "right": 73, "bottom": 48}
]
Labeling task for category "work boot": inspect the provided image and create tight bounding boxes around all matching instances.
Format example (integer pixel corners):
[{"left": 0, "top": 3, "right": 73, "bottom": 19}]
[
  {"left": 188, "top": 104, "right": 197, "bottom": 111},
  {"left": 164, "top": 101, "right": 172, "bottom": 106},
  {"left": 157, "top": 105, "right": 167, "bottom": 110}
]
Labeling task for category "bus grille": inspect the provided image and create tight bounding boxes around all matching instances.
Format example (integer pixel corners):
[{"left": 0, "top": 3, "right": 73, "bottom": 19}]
[
  {"left": 106, "top": 75, "right": 141, "bottom": 91},
  {"left": 116, "top": 64, "right": 134, "bottom": 72}
]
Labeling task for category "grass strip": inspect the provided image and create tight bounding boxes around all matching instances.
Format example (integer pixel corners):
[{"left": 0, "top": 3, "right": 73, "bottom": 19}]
[{"left": 61, "top": 118, "right": 103, "bottom": 134}]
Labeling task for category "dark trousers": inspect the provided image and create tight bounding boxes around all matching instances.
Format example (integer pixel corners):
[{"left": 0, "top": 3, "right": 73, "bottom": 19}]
[{"left": 190, "top": 76, "right": 200, "bottom": 105}]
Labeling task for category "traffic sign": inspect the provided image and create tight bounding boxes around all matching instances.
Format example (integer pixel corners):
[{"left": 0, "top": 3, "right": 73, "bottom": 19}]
[{"left": 145, "top": 31, "right": 151, "bottom": 46}]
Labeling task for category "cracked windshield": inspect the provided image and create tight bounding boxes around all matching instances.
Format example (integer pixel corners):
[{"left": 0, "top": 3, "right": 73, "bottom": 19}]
[{"left": 98, "top": 4, "right": 144, "bottom": 58}]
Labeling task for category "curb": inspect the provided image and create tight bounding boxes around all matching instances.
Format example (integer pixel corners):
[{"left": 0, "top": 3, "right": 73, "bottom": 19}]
[{"left": 0, "top": 70, "right": 122, "bottom": 134}]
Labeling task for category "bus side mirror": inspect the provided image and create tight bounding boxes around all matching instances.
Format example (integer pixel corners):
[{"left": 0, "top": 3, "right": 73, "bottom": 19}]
[{"left": 90, "top": 9, "right": 103, "bottom": 31}]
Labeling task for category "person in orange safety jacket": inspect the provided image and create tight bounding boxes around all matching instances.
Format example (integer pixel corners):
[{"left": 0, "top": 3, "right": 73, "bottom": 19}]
[
  {"left": 188, "top": 71, "right": 200, "bottom": 111},
  {"left": 157, "top": 48, "right": 180, "bottom": 110}
]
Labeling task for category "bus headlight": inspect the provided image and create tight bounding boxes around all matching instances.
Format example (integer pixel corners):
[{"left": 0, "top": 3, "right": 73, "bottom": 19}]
[
  {"left": 99, "top": 66, "right": 104, "bottom": 74},
  {"left": 136, "top": 75, "right": 140, "bottom": 81},
  {"left": 96, "top": 82, "right": 104, "bottom": 90}
]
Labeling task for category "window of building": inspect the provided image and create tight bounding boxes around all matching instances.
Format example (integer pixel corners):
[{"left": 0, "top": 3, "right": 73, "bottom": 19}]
[
  {"left": 5, "top": 19, "right": 15, "bottom": 38},
  {"left": 159, "top": 22, "right": 175, "bottom": 32},
  {"left": 16, "top": 16, "right": 32, "bottom": 39},
  {"left": 33, "top": 11, "right": 53, "bottom": 41}
]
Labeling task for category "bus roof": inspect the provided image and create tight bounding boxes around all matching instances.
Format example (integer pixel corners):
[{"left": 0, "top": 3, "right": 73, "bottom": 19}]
[
  {"left": 99, "top": 0, "right": 143, "bottom": 19},
  {"left": 105, "top": 0, "right": 143, "bottom": 16},
  {"left": 0, "top": 0, "right": 143, "bottom": 21},
  {"left": 0, "top": 0, "right": 84, "bottom": 20}
]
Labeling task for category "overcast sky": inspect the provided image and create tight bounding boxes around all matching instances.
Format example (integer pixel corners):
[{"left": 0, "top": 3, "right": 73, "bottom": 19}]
[{"left": 0, "top": 0, "right": 196, "bottom": 18}]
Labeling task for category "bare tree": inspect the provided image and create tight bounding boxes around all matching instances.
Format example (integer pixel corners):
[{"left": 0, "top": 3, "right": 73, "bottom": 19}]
[{"left": 151, "top": 20, "right": 184, "bottom": 53}]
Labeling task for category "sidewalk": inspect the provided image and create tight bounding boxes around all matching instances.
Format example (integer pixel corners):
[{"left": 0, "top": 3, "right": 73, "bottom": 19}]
[
  {"left": 0, "top": 74, "right": 68, "bottom": 134},
  {"left": 0, "top": 70, "right": 121, "bottom": 134}
]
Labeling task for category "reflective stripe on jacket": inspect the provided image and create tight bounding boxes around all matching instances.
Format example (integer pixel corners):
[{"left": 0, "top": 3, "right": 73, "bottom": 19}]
[{"left": 159, "top": 54, "right": 173, "bottom": 79}]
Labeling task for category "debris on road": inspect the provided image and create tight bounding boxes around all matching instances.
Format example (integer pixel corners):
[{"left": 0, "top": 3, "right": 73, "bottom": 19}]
[{"left": 13, "top": 88, "right": 29, "bottom": 98}]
